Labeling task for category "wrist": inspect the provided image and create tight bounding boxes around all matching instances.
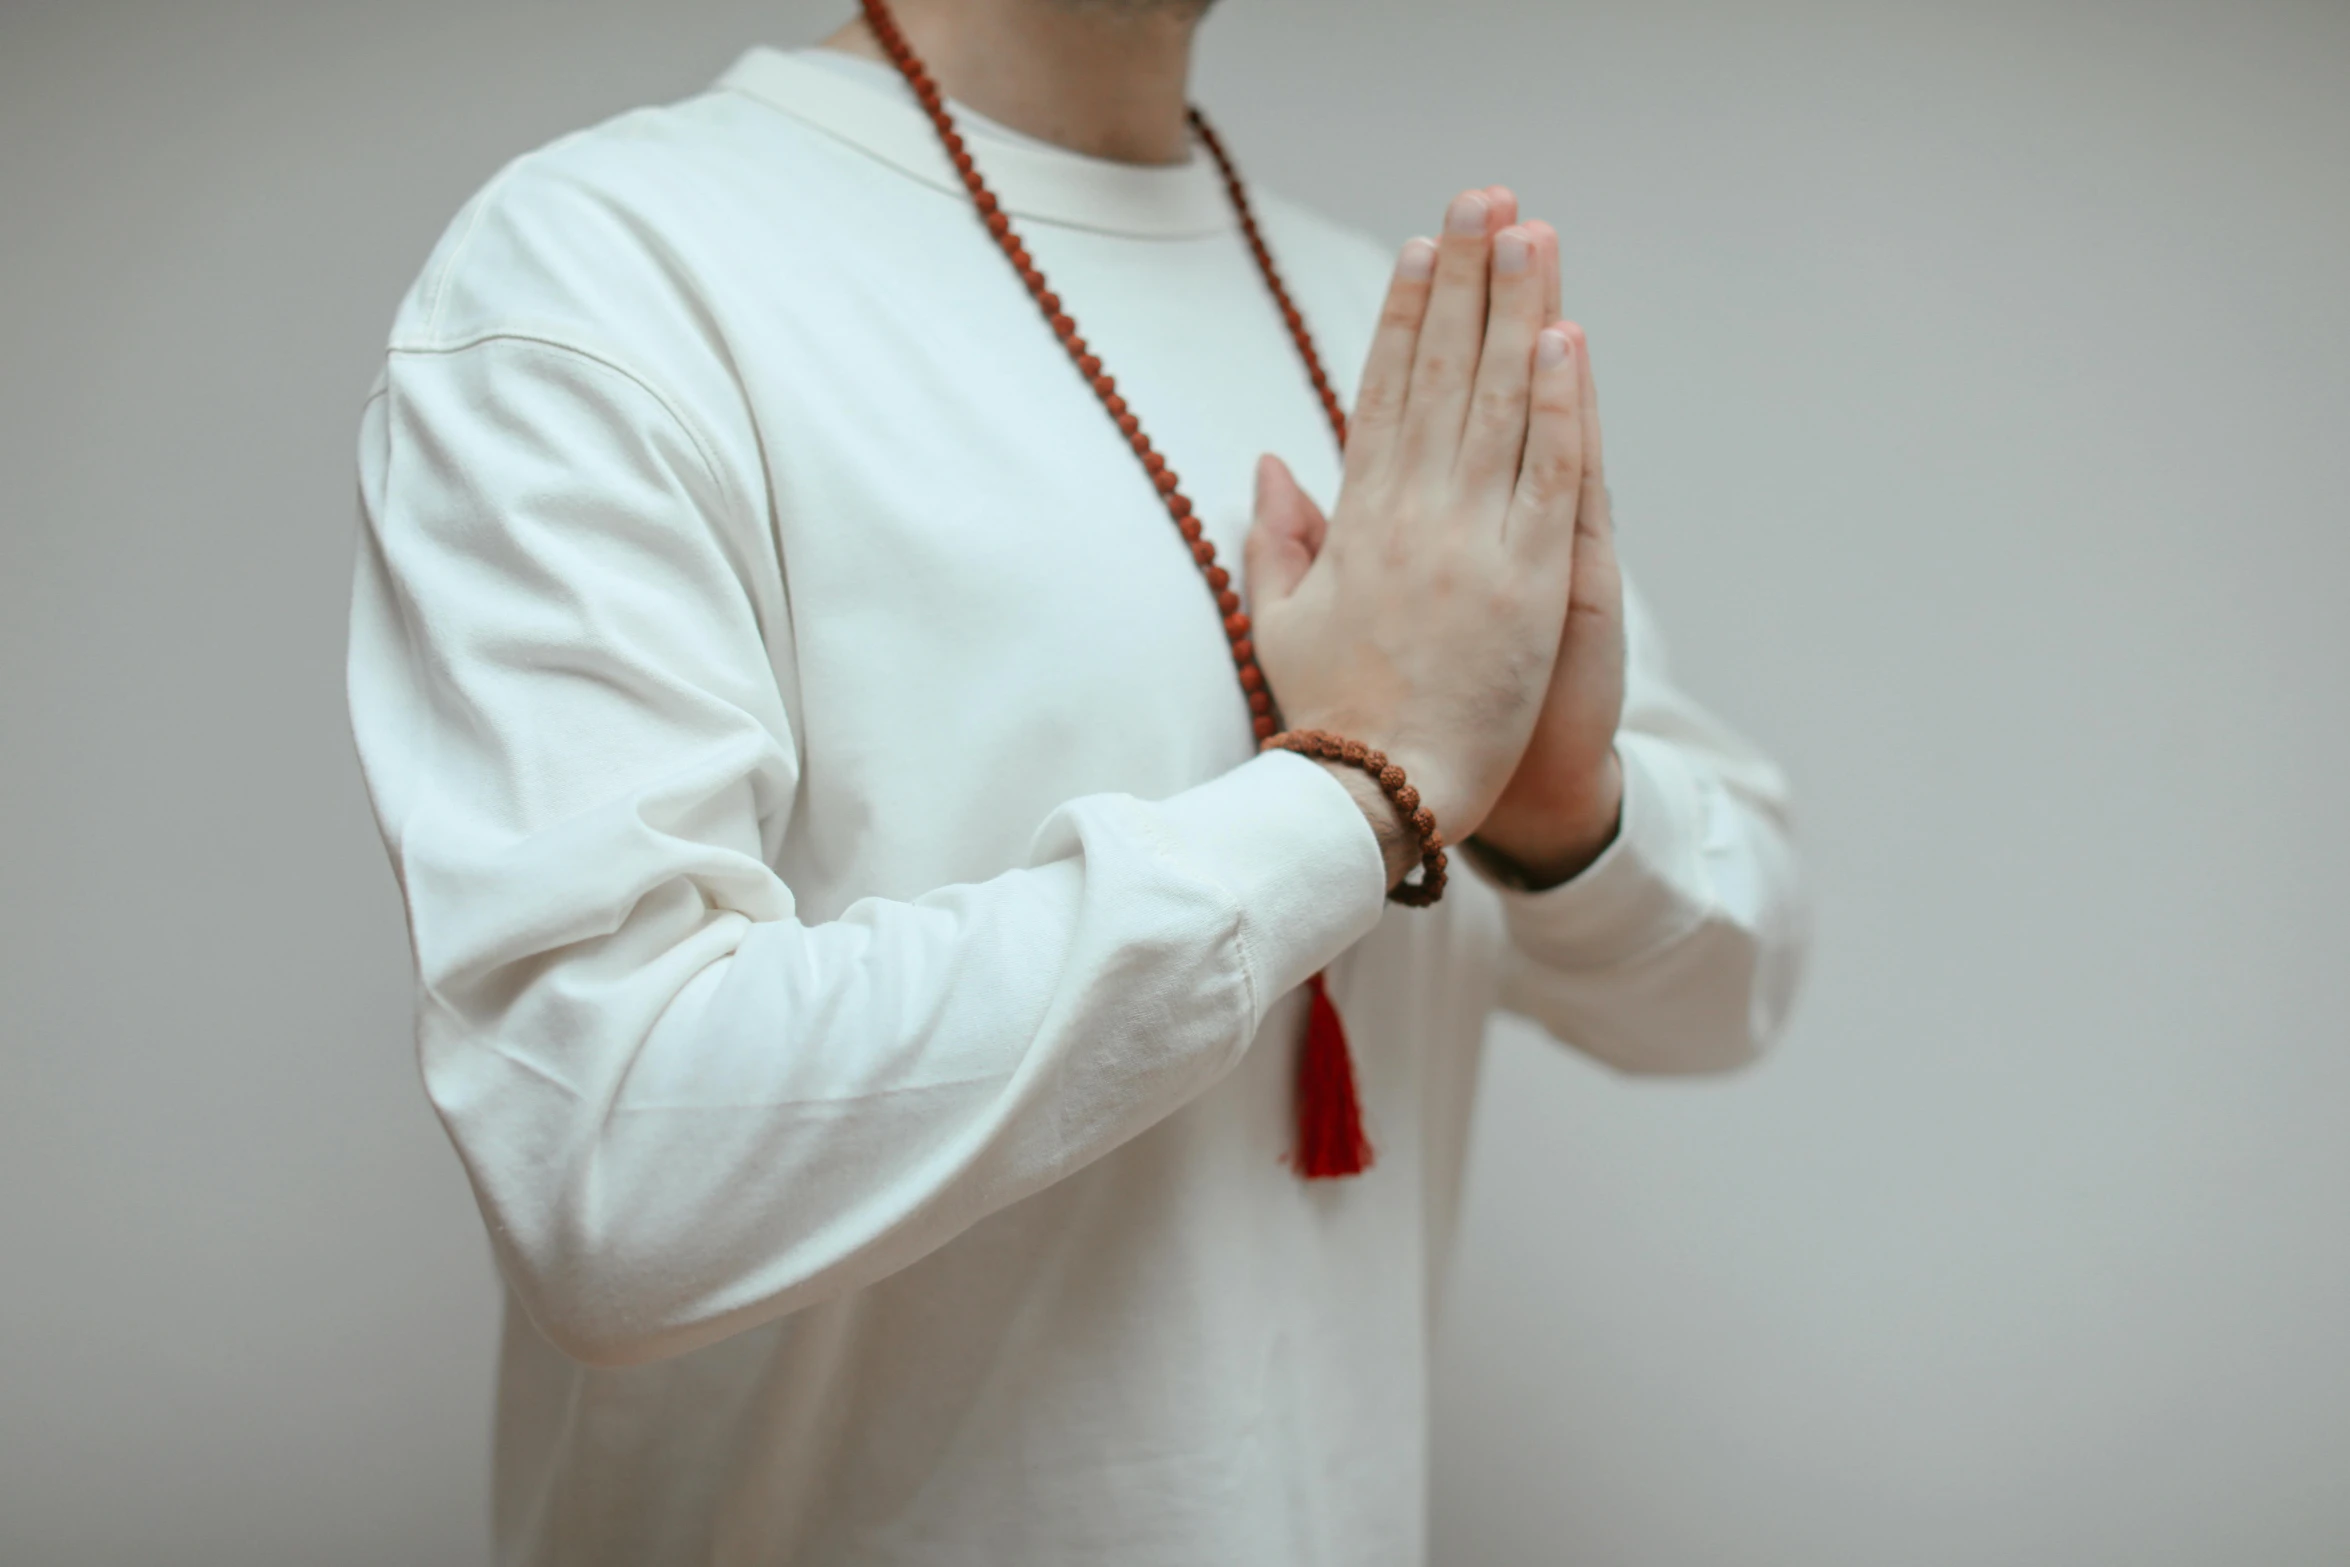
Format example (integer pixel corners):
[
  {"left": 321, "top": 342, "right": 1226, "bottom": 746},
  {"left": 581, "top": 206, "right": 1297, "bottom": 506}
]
[
  {"left": 1274, "top": 712, "right": 1466, "bottom": 884},
  {"left": 1469, "top": 750, "right": 1624, "bottom": 891},
  {"left": 1314, "top": 761, "right": 1421, "bottom": 890},
  {"left": 1267, "top": 729, "right": 1447, "bottom": 904}
]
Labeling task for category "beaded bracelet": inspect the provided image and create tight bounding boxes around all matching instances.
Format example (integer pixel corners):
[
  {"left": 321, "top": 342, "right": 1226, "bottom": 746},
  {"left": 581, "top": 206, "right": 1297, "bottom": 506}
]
[{"left": 1262, "top": 729, "right": 1449, "bottom": 907}]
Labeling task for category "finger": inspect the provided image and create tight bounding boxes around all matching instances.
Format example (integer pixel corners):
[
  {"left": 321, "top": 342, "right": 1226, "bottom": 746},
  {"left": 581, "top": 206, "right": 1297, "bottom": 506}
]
[
  {"left": 1566, "top": 333, "right": 1623, "bottom": 630},
  {"left": 1507, "top": 322, "right": 1586, "bottom": 560},
  {"left": 1525, "top": 220, "right": 1561, "bottom": 326},
  {"left": 1574, "top": 324, "right": 1610, "bottom": 544},
  {"left": 1342, "top": 237, "right": 1439, "bottom": 487},
  {"left": 1244, "top": 453, "right": 1329, "bottom": 605},
  {"left": 1399, "top": 188, "right": 1494, "bottom": 469},
  {"left": 1482, "top": 186, "right": 1518, "bottom": 234},
  {"left": 1456, "top": 224, "right": 1546, "bottom": 497}
]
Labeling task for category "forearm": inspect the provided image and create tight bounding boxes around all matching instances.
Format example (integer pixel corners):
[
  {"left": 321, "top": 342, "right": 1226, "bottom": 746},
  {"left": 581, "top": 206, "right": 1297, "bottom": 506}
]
[{"left": 405, "top": 752, "right": 1384, "bottom": 1368}]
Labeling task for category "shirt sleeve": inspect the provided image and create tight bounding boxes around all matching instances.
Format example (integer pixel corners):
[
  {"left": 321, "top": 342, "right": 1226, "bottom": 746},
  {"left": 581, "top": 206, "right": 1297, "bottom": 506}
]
[
  {"left": 347, "top": 334, "right": 1388, "bottom": 1369},
  {"left": 1482, "top": 578, "right": 1811, "bottom": 1073}
]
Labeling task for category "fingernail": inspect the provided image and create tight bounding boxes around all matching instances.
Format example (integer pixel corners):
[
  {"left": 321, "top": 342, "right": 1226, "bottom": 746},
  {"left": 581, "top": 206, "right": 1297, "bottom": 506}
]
[
  {"left": 1494, "top": 230, "right": 1530, "bottom": 275},
  {"left": 1445, "top": 191, "right": 1488, "bottom": 236},
  {"left": 1397, "top": 237, "right": 1436, "bottom": 280},
  {"left": 1536, "top": 327, "right": 1570, "bottom": 369}
]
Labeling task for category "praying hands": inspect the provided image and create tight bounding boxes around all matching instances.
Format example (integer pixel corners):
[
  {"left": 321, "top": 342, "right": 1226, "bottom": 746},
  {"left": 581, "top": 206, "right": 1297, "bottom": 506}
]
[
  {"left": 333, "top": 1, "right": 1809, "bottom": 1543},
  {"left": 1247, "top": 185, "right": 1628, "bottom": 891}
]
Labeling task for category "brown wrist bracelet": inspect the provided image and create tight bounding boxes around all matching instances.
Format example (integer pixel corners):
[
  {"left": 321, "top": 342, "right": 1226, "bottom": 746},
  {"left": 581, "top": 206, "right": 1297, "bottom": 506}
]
[{"left": 1262, "top": 729, "right": 1448, "bottom": 907}]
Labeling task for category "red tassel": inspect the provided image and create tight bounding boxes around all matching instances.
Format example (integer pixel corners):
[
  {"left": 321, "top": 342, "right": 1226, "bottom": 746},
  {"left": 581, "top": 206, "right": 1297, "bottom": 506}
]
[{"left": 1296, "top": 969, "right": 1373, "bottom": 1179}]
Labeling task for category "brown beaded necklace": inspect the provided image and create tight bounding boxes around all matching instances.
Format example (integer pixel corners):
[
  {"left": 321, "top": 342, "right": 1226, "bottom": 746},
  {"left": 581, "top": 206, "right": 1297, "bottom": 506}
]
[{"left": 857, "top": 0, "right": 1444, "bottom": 1177}]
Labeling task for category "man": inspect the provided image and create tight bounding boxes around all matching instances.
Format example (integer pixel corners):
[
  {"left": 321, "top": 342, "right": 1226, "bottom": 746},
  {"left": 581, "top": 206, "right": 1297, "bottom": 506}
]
[{"left": 347, "top": 0, "right": 1807, "bottom": 1560}]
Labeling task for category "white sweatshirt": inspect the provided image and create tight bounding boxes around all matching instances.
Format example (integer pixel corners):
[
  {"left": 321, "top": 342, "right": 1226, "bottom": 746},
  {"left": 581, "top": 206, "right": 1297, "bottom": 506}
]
[{"left": 347, "top": 44, "right": 1807, "bottom": 1567}]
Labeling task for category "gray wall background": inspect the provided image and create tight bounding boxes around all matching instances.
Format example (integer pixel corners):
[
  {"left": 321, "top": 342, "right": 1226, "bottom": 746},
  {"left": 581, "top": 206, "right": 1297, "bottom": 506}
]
[{"left": 4, "top": 1, "right": 2345, "bottom": 1562}]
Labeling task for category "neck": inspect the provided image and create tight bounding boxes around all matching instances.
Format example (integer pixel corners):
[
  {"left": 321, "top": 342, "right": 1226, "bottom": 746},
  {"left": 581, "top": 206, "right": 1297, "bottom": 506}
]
[{"left": 822, "top": 0, "right": 1209, "bottom": 166}]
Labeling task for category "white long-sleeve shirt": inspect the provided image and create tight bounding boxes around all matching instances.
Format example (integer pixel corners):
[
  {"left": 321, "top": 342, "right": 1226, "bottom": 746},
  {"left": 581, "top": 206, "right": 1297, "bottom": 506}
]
[{"left": 346, "top": 44, "right": 1807, "bottom": 1567}]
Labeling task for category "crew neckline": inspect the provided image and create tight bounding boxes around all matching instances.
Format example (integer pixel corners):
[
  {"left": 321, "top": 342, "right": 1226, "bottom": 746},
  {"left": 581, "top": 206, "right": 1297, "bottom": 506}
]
[
  {"left": 788, "top": 48, "right": 1078, "bottom": 159},
  {"left": 714, "top": 45, "right": 1236, "bottom": 240}
]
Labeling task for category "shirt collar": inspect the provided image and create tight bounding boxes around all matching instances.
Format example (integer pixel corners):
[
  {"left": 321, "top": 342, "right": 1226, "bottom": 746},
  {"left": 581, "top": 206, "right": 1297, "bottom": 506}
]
[{"left": 713, "top": 46, "right": 1238, "bottom": 241}]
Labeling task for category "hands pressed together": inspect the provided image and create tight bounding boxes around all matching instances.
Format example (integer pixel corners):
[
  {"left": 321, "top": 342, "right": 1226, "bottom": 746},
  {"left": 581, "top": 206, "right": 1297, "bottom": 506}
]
[{"left": 1247, "top": 186, "right": 1628, "bottom": 893}]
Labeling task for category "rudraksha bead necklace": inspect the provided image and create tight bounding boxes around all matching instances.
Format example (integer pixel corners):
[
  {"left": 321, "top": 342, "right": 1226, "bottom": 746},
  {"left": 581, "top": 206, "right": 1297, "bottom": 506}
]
[{"left": 857, "top": 0, "right": 1443, "bottom": 1176}]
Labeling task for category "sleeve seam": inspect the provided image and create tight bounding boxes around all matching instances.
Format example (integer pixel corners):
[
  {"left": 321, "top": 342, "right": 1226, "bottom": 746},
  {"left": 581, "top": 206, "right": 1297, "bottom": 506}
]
[{"left": 383, "top": 330, "right": 742, "bottom": 525}]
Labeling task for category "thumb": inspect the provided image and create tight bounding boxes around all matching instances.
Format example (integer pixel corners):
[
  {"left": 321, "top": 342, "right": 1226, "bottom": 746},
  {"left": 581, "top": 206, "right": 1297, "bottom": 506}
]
[{"left": 1242, "top": 453, "right": 1328, "bottom": 606}]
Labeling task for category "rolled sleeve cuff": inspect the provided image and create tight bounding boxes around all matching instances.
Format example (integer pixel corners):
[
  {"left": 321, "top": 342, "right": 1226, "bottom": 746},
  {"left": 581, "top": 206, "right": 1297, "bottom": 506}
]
[
  {"left": 1152, "top": 749, "right": 1388, "bottom": 1018},
  {"left": 1475, "top": 732, "right": 1713, "bottom": 972}
]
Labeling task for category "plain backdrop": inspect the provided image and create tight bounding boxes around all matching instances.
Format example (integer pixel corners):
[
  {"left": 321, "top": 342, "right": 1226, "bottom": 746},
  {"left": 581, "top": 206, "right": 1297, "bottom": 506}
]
[{"left": 4, "top": 1, "right": 2346, "bottom": 1562}]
